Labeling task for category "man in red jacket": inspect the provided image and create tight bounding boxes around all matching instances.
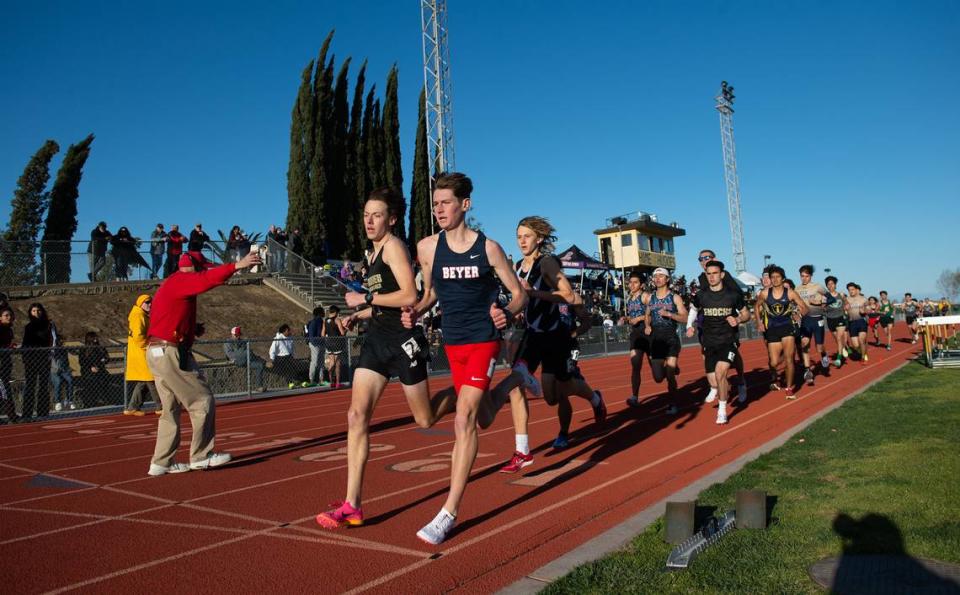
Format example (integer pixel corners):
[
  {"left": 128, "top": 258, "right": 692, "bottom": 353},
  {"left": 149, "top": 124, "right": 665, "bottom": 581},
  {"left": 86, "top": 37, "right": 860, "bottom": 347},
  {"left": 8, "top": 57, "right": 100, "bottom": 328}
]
[{"left": 146, "top": 249, "right": 260, "bottom": 476}]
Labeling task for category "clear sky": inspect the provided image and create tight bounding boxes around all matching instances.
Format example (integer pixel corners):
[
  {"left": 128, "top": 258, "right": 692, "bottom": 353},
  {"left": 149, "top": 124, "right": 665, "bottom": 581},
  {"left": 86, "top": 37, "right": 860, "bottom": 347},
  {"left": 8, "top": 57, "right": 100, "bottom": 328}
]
[{"left": 2, "top": 1, "right": 958, "bottom": 297}]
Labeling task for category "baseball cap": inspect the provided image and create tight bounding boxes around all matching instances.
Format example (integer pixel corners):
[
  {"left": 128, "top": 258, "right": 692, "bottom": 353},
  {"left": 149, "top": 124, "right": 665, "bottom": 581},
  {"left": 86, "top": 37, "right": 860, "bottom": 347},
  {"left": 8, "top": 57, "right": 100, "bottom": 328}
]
[
  {"left": 178, "top": 250, "right": 215, "bottom": 270},
  {"left": 231, "top": 326, "right": 241, "bottom": 335},
  {"left": 652, "top": 267, "right": 670, "bottom": 277}
]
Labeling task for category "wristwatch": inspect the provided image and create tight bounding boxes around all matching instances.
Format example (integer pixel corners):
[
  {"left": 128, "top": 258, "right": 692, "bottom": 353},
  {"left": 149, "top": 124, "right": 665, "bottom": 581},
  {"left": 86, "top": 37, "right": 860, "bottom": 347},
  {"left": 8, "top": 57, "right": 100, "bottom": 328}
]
[{"left": 364, "top": 292, "right": 374, "bottom": 305}]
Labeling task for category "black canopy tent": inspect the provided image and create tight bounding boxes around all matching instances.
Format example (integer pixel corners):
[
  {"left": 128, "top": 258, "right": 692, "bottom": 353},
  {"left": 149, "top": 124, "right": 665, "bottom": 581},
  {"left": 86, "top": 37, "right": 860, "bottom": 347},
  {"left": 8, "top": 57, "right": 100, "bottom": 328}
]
[{"left": 556, "top": 244, "right": 612, "bottom": 296}]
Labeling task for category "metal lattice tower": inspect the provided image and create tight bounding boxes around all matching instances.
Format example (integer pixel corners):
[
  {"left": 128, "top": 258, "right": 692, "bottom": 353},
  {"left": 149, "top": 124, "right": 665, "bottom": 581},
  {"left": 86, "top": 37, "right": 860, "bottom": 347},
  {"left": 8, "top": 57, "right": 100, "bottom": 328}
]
[
  {"left": 715, "top": 81, "right": 747, "bottom": 275},
  {"left": 421, "top": 0, "right": 456, "bottom": 176}
]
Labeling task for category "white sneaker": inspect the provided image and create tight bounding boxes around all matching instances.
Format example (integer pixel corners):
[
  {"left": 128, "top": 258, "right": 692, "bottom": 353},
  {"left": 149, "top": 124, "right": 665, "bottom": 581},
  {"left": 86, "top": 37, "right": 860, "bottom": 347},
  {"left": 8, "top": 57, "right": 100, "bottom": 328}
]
[
  {"left": 737, "top": 383, "right": 747, "bottom": 403},
  {"left": 821, "top": 356, "right": 830, "bottom": 369},
  {"left": 68, "top": 401, "right": 77, "bottom": 410},
  {"left": 54, "top": 402, "right": 63, "bottom": 412},
  {"left": 417, "top": 509, "right": 456, "bottom": 545},
  {"left": 803, "top": 368, "right": 814, "bottom": 386},
  {"left": 514, "top": 363, "right": 542, "bottom": 397},
  {"left": 705, "top": 388, "right": 718, "bottom": 403},
  {"left": 189, "top": 452, "right": 232, "bottom": 470},
  {"left": 148, "top": 462, "right": 191, "bottom": 476},
  {"left": 716, "top": 411, "right": 728, "bottom": 425}
]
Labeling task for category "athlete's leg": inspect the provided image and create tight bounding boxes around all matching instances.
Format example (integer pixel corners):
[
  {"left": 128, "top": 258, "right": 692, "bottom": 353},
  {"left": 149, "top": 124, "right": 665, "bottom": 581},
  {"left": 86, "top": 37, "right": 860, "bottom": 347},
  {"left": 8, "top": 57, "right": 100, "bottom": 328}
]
[
  {"left": 344, "top": 369, "right": 389, "bottom": 509},
  {"left": 663, "top": 355, "right": 679, "bottom": 395},
  {"left": 404, "top": 382, "right": 457, "bottom": 428},
  {"left": 714, "top": 360, "right": 732, "bottom": 424},
  {"left": 629, "top": 349, "right": 643, "bottom": 398},
  {"left": 442, "top": 384, "right": 486, "bottom": 516},
  {"left": 781, "top": 336, "right": 798, "bottom": 389},
  {"left": 479, "top": 370, "right": 524, "bottom": 429},
  {"left": 766, "top": 341, "right": 783, "bottom": 386}
]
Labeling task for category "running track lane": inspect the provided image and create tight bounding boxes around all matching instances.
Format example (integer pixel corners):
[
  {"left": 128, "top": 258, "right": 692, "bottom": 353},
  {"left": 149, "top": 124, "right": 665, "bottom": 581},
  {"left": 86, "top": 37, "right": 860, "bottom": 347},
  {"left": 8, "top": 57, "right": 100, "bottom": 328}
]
[{"left": 0, "top": 331, "right": 918, "bottom": 594}]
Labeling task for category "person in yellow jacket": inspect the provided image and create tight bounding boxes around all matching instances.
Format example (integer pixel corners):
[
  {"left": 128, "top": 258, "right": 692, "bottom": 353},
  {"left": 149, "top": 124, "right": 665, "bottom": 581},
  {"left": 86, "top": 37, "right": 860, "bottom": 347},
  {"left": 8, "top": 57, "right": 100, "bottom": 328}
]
[{"left": 125, "top": 294, "right": 161, "bottom": 416}]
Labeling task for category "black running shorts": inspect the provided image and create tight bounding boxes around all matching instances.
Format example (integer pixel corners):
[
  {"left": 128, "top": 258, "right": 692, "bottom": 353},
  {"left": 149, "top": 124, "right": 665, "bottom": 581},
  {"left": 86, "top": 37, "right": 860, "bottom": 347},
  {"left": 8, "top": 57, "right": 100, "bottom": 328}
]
[
  {"left": 629, "top": 327, "right": 649, "bottom": 353},
  {"left": 518, "top": 331, "right": 575, "bottom": 381},
  {"left": 702, "top": 341, "right": 740, "bottom": 373},
  {"left": 764, "top": 324, "right": 795, "bottom": 344},
  {"left": 649, "top": 328, "right": 681, "bottom": 359},
  {"left": 826, "top": 317, "right": 847, "bottom": 332},
  {"left": 356, "top": 331, "right": 429, "bottom": 386}
]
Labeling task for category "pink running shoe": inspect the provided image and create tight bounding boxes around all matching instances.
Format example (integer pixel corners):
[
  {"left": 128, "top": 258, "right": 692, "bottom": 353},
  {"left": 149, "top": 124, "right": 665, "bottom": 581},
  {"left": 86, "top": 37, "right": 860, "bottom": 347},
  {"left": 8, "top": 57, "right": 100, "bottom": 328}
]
[
  {"left": 499, "top": 451, "right": 534, "bottom": 474},
  {"left": 316, "top": 501, "right": 364, "bottom": 529}
]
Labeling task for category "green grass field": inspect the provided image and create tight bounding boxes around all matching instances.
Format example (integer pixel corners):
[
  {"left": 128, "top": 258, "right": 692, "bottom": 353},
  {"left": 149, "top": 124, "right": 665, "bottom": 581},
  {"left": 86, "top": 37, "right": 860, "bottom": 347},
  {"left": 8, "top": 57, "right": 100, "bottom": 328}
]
[{"left": 543, "top": 363, "right": 960, "bottom": 594}]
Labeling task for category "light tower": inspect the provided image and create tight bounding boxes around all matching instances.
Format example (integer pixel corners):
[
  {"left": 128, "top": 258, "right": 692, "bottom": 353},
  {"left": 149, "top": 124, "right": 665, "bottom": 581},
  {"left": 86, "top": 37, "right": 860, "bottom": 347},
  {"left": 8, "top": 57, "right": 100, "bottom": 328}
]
[
  {"left": 420, "top": 0, "right": 456, "bottom": 176},
  {"left": 715, "top": 81, "right": 747, "bottom": 275}
]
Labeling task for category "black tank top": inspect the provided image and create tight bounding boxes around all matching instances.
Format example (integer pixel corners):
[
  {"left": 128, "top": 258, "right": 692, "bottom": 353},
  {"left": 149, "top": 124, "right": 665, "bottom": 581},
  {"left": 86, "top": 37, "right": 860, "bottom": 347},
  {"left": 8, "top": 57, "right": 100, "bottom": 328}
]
[
  {"left": 517, "top": 256, "right": 563, "bottom": 333},
  {"left": 431, "top": 231, "right": 499, "bottom": 345},
  {"left": 324, "top": 316, "right": 342, "bottom": 338},
  {"left": 365, "top": 244, "right": 406, "bottom": 336}
]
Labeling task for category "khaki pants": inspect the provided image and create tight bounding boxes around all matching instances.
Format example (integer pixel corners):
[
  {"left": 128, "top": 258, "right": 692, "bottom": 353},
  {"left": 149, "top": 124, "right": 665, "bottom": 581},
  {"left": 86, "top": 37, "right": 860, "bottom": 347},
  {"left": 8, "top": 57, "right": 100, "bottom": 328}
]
[{"left": 146, "top": 345, "right": 216, "bottom": 466}]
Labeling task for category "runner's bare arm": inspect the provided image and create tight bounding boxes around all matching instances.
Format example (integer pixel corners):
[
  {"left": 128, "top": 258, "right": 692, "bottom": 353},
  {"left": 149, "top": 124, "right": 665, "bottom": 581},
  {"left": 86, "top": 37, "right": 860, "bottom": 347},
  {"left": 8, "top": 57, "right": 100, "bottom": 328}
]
[
  {"left": 487, "top": 238, "right": 527, "bottom": 317},
  {"left": 788, "top": 289, "right": 809, "bottom": 316},
  {"left": 526, "top": 256, "right": 578, "bottom": 304},
  {"left": 672, "top": 293, "right": 688, "bottom": 323}
]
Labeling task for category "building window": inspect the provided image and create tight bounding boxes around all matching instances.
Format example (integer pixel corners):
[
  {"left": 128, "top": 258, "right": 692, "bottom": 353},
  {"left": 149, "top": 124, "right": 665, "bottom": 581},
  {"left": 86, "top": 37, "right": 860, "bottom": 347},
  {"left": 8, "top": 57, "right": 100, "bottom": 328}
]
[
  {"left": 653, "top": 237, "right": 662, "bottom": 253},
  {"left": 638, "top": 234, "right": 651, "bottom": 251},
  {"left": 666, "top": 238, "right": 674, "bottom": 254},
  {"left": 621, "top": 233, "right": 633, "bottom": 247}
]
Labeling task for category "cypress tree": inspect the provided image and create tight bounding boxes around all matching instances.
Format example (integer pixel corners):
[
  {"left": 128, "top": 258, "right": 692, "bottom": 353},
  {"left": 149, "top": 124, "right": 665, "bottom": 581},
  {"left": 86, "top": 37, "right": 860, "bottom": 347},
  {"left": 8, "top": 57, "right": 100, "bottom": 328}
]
[
  {"left": 1, "top": 139, "right": 59, "bottom": 285},
  {"left": 409, "top": 86, "right": 432, "bottom": 250},
  {"left": 41, "top": 134, "right": 94, "bottom": 283},
  {"left": 286, "top": 60, "right": 315, "bottom": 242},
  {"left": 369, "top": 98, "right": 386, "bottom": 189},
  {"left": 346, "top": 60, "right": 368, "bottom": 260},
  {"left": 326, "top": 57, "right": 351, "bottom": 259},
  {"left": 382, "top": 65, "right": 404, "bottom": 240},
  {"left": 305, "top": 46, "right": 335, "bottom": 262}
]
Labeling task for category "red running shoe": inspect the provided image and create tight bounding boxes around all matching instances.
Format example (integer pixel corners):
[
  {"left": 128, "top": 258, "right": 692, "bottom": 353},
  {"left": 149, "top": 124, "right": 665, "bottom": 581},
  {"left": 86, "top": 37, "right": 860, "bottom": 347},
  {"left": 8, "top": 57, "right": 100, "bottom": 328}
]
[
  {"left": 316, "top": 501, "right": 363, "bottom": 529},
  {"left": 499, "top": 451, "right": 534, "bottom": 474},
  {"left": 785, "top": 387, "right": 796, "bottom": 400}
]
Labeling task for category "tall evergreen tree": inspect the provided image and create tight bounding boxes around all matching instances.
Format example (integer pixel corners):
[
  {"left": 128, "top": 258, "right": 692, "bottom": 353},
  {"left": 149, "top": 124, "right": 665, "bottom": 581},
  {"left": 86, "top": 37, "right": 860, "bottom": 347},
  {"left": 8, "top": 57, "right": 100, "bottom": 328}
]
[
  {"left": 409, "top": 87, "right": 432, "bottom": 250},
  {"left": 1, "top": 139, "right": 59, "bottom": 285},
  {"left": 304, "top": 42, "right": 336, "bottom": 262},
  {"left": 345, "top": 60, "right": 368, "bottom": 260},
  {"left": 325, "top": 58, "right": 352, "bottom": 259},
  {"left": 40, "top": 134, "right": 94, "bottom": 283},
  {"left": 382, "top": 65, "right": 404, "bottom": 240},
  {"left": 369, "top": 98, "right": 386, "bottom": 189},
  {"left": 286, "top": 60, "right": 315, "bottom": 242}
]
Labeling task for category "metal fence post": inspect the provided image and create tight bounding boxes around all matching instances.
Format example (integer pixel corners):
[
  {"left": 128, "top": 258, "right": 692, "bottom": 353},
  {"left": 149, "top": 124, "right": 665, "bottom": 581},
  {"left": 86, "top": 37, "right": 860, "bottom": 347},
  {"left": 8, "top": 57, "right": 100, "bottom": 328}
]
[
  {"left": 245, "top": 341, "right": 252, "bottom": 396},
  {"left": 347, "top": 336, "right": 353, "bottom": 372},
  {"left": 602, "top": 325, "right": 608, "bottom": 355}
]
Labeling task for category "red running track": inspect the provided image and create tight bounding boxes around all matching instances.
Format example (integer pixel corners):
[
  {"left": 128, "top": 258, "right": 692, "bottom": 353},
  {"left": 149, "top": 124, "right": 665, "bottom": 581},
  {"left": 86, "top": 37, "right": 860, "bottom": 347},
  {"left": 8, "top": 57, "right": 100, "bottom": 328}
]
[{"left": 0, "top": 331, "right": 918, "bottom": 594}]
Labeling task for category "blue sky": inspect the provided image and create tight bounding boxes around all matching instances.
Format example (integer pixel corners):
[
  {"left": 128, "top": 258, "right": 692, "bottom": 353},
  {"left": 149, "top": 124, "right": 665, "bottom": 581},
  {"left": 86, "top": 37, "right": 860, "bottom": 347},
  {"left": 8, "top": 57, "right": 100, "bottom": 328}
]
[{"left": 2, "top": 1, "right": 958, "bottom": 297}]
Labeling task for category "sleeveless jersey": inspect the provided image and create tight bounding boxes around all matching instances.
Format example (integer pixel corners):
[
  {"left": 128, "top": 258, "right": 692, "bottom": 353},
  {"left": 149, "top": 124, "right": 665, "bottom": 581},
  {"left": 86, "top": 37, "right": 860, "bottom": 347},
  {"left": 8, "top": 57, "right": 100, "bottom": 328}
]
[
  {"left": 625, "top": 292, "right": 646, "bottom": 329},
  {"left": 904, "top": 301, "right": 918, "bottom": 316},
  {"left": 824, "top": 291, "right": 846, "bottom": 320},
  {"left": 365, "top": 244, "right": 406, "bottom": 336},
  {"left": 922, "top": 303, "right": 935, "bottom": 317},
  {"left": 648, "top": 291, "right": 678, "bottom": 331},
  {"left": 762, "top": 287, "right": 794, "bottom": 327},
  {"left": 879, "top": 301, "right": 894, "bottom": 318},
  {"left": 517, "top": 255, "right": 563, "bottom": 333},
  {"left": 431, "top": 231, "right": 500, "bottom": 345}
]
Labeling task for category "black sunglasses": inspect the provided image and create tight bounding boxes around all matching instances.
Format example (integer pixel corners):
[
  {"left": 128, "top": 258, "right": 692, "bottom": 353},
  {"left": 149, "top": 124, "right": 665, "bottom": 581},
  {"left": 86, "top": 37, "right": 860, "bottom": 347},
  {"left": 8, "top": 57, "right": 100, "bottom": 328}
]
[{"left": 698, "top": 255, "right": 713, "bottom": 261}]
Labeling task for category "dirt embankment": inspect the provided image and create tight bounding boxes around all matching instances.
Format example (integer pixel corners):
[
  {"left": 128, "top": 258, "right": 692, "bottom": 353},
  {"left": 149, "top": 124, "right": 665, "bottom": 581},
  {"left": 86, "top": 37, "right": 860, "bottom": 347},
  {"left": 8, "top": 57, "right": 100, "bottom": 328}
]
[{"left": 3, "top": 281, "right": 312, "bottom": 348}]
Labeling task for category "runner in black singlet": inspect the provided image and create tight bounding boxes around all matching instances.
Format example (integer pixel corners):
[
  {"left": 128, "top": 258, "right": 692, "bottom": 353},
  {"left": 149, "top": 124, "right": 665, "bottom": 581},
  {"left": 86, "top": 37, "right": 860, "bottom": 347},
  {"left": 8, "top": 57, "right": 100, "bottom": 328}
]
[{"left": 317, "top": 188, "right": 457, "bottom": 531}]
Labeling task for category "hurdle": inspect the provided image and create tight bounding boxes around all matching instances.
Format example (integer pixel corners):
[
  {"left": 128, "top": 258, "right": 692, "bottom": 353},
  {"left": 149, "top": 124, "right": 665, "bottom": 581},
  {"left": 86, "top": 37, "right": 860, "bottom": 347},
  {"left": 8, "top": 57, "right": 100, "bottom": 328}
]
[{"left": 918, "top": 315, "right": 960, "bottom": 368}]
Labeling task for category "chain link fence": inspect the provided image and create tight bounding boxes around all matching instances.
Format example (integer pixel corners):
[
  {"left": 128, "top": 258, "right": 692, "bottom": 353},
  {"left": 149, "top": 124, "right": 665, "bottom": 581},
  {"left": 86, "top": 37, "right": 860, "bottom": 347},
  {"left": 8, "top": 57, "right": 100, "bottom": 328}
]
[{"left": 0, "top": 323, "right": 761, "bottom": 424}]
